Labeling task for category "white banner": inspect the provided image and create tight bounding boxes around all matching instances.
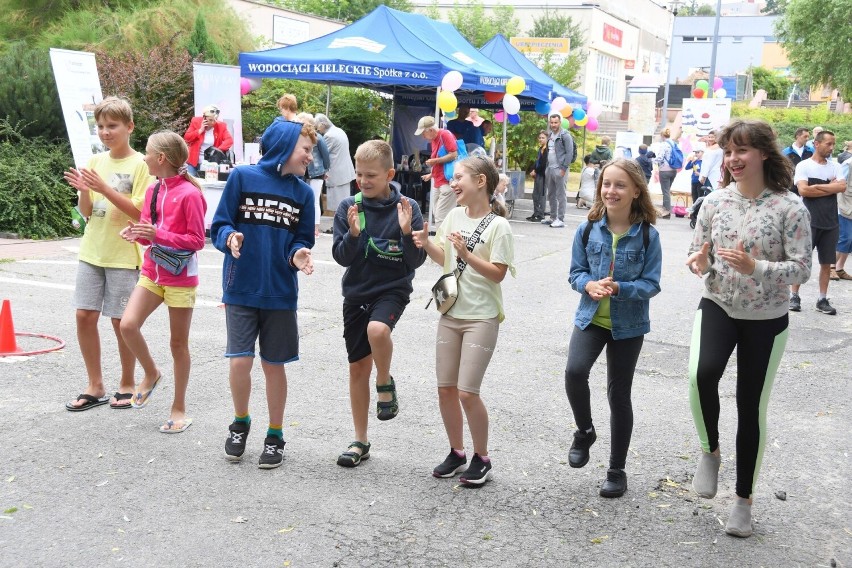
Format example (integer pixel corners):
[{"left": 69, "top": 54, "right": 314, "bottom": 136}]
[
  {"left": 49, "top": 48, "right": 104, "bottom": 168},
  {"left": 192, "top": 63, "right": 243, "bottom": 163}
]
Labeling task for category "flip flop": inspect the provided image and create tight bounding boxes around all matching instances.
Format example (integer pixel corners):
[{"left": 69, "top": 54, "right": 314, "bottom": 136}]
[
  {"left": 132, "top": 374, "right": 163, "bottom": 409},
  {"left": 65, "top": 393, "right": 110, "bottom": 412},
  {"left": 159, "top": 418, "right": 193, "bottom": 434},
  {"left": 110, "top": 392, "right": 133, "bottom": 409}
]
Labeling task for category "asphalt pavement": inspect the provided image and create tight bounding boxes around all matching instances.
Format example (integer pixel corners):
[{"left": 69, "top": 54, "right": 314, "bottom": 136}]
[{"left": 0, "top": 198, "right": 849, "bottom": 567}]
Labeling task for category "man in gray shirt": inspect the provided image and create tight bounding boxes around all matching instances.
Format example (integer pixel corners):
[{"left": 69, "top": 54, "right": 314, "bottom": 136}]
[{"left": 542, "top": 113, "right": 575, "bottom": 228}]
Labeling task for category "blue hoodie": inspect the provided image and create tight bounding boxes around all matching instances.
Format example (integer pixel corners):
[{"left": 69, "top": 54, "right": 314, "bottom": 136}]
[
  {"left": 332, "top": 185, "right": 426, "bottom": 303},
  {"left": 211, "top": 119, "right": 315, "bottom": 310}
]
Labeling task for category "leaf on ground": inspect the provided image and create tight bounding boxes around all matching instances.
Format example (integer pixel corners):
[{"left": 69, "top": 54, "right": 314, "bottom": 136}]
[
  {"left": 590, "top": 535, "right": 610, "bottom": 544},
  {"left": 663, "top": 478, "right": 680, "bottom": 488},
  {"left": 231, "top": 516, "right": 248, "bottom": 523},
  {"left": 648, "top": 492, "right": 659, "bottom": 498},
  {"left": 112, "top": 548, "right": 119, "bottom": 552},
  {"left": 482, "top": 534, "right": 493, "bottom": 540},
  {"left": 123, "top": 515, "right": 130, "bottom": 522},
  {"left": 584, "top": 508, "right": 599, "bottom": 517},
  {"left": 96, "top": 481, "right": 108, "bottom": 487},
  {"left": 0, "top": 516, "right": 13, "bottom": 520},
  {"left": 282, "top": 562, "right": 291, "bottom": 567},
  {"left": 6, "top": 476, "right": 14, "bottom": 483},
  {"left": 117, "top": 529, "right": 125, "bottom": 534},
  {"left": 147, "top": 458, "right": 155, "bottom": 464},
  {"left": 532, "top": 509, "right": 537, "bottom": 516},
  {"left": 678, "top": 454, "right": 690, "bottom": 460},
  {"left": 278, "top": 526, "right": 295, "bottom": 533},
  {"left": 4, "top": 507, "right": 18, "bottom": 514},
  {"left": 658, "top": 504, "right": 672, "bottom": 508},
  {"left": 98, "top": 453, "right": 103, "bottom": 458},
  {"left": 22, "top": 504, "right": 32, "bottom": 510},
  {"left": 289, "top": 421, "right": 299, "bottom": 427}
]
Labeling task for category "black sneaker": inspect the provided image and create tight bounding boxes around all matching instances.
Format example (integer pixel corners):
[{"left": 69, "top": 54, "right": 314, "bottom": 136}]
[
  {"left": 432, "top": 449, "right": 467, "bottom": 478},
  {"left": 816, "top": 298, "right": 837, "bottom": 315},
  {"left": 600, "top": 468, "right": 627, "bottom": 498},
  {"left": 789, "top": 293, "right": 801, "bottom": 312},
  {"left": 258, "top": 436, "right": 285, "bottom": 469},
  {"left": 459, "top": 454, "right": 493, "bottom": 486},
  {"left": 224, "top": 421, "right": 250, "bottom": 462},
  {"left": 568, "top": 427, "right": 596, "bottom": 468}
]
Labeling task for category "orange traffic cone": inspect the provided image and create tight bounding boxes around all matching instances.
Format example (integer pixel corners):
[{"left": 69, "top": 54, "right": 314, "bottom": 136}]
[{"left": 0, "top": 299, "right": 22, "bottom": 355}]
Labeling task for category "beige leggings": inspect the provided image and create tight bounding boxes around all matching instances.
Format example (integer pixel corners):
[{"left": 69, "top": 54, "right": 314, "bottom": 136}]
[{"left": 436, "top": 315, "right": 499, "bottom": 395}]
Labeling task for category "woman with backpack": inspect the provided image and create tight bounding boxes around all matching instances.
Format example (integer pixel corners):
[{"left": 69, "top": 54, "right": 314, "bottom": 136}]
[{"left": 653, "top": 128, "right": 681, "bottom": 219}]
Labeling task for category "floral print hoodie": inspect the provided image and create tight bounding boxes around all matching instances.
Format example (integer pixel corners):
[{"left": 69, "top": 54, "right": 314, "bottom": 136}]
[{"left": 689, "top": 183, "right": 812, "bottom": 320}]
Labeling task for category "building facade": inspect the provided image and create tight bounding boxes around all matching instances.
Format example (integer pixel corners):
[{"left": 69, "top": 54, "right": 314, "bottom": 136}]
[{"left": 229, "top": 0, "right": 344, "bottom": 47}]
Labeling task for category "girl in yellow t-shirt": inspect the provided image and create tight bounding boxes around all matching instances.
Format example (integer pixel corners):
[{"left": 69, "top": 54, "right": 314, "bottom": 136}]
[{"left": 413, "top": 156, "right": 515, "bottom": 486}]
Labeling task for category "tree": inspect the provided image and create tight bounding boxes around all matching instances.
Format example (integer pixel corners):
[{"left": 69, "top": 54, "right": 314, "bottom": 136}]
[
  {"left": 776, "top": 0, "right": 851, "bottom": 99},
  {"left": 441, "top": 0, "right": 519, "bottom": 48},
  {"left": 748, "top": 66, "right": 793, "bottom": 100},
  {"left": 0, "top": 43, "right": 65, "bottom": 140},
  {"left": 761, "top": 0, "right": 786, "bottom": 15},
  {"left": 696, "top": 4, "right": 716, "bottom": 15},
  {"left": 677, "top": 2, "right": 715, "bottom": 16},
  {"left": 526, "top": 11, "right": 584, "bottom": 51},
  {"left": 186, "top": 12, "right": 227, "bottom": 64},
  {"left": 277, "top": 0, "right": 412, "bottom": 22}
]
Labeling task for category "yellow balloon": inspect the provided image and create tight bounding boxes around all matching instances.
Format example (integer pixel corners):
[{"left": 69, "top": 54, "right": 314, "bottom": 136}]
[
  {"left": 506, "top": 76, "right": 526, "bottom": 96},
  {"left": 438, "top": 90, "right": 457, "bottom": 113},
  {"left": 576, "top": 116, "right": 589, "bottom": 127}
]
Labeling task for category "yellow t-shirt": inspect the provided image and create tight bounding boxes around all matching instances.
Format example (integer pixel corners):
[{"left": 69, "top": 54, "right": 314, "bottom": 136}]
[
  {"left": 435, "top": 207, "right": 516, "bottom": 322},
  {"left": 591, "top": 230, "right": 626, "bottom": 330},
  {"left": 77, "top": 152, "right": 152, "bottom": 269}
]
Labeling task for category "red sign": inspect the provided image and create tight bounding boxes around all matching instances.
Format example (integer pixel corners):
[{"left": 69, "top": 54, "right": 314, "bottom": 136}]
[
  {"left": 625, "top": 60, "right": 635, "bottom": 70},
  {"left": 603, "top": 23, "right": 623, "bottom": 47}
]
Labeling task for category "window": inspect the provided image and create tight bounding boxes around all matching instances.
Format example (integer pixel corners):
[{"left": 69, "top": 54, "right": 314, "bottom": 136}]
[
  {"left": 764, "top": 35, "right": 777, "bottom": 42},
  {"left": 683, "top": 36, "right": 710, "bottom": 43},
  {"left": 594, "top": 52, "right": 619, "bottom": 106},
  {"left": 732, "top": 36, "right": 742, "bottom": 43}
]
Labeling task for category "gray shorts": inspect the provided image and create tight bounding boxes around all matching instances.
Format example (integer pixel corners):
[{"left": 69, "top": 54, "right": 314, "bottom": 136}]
[
  {"left": 73, "top": 261, "right": 139, "bottom": 319},
  {"left": 225, "top": 304, "right": 299, "bottom": 364}
]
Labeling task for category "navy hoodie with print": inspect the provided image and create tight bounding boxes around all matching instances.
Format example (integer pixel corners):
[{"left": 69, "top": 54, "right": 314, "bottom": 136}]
[
  {"left": 332, "top": 185, "right": 426, "bottom": 304},
  {"left": 211, "top": 119, "right": 315, "bottom": 310}
]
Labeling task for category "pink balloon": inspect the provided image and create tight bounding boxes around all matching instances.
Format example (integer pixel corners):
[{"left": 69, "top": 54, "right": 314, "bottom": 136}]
[
  {"left": 494, "top": 110, "right": 506, "bottom": 122},
  {"left": 240, "top": 78, "right": 251, "bottom": 96},
  {"left": 587, "top": 101, "right": 603, "bottom": 119},
  {"left": 713, "top": 77, "right": 723, "bottom": 90},
  {"left": 586, "top": 117, "right": 599, "bottom": 132}
]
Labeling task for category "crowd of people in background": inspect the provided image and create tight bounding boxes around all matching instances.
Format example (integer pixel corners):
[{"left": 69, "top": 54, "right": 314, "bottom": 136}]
[{"left": 61, "top": 92, "right": 851, "bottom": 540}]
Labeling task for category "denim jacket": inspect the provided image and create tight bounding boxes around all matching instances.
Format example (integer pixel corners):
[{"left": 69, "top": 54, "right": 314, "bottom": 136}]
[
  {"left": 306, "top": 134, "right": 331, "bottom": 179},
  {"left": 569, "top": 217, "right": 662, "bottom": 339}
]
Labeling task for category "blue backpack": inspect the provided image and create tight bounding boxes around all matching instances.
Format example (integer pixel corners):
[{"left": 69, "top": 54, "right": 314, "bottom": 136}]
[
  {"left": 666, "top": 140, "right": 684, "bottom": 170},
  {"left": 440, "top": 138, "right": 469, "bottom": 180}
]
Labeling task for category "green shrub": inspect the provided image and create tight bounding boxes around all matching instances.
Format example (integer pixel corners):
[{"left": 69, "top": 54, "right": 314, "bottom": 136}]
[
  {"left": 0, "top": 43, "right": 65, "bottom": 141},
  {"left": 0, "top": 120, "right": 77, "bottom": 239},
  {"left": 731, "top": 102, "right": 852, "bottom": 149}
]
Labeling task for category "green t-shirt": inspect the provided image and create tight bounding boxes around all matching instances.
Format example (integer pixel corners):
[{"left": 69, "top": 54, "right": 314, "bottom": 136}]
[{"left": 591, "top": 230, "right": 627, "bottom": 330}]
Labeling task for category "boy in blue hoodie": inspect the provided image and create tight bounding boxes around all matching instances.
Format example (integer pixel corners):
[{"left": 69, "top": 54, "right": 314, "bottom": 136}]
[
  {"left": 332, "top": 140, "right": 427, "bottom": 467},
  {"left": 211, "top": 119, "right": 316, "bottom": 469}
]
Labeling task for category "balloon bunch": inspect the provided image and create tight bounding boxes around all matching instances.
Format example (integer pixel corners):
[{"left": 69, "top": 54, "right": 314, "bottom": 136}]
[
  {"left": 239, "top": 77, "right": 262, "bottom": 96},
  {"left": 438, "top": 71, "right": 463, "bottom": 112},
  {"left": 545, "top": 97, "right": 603, "bottom": 131},
  {"left": 692, "top": 77, "right": 728, "bottom": 99},
  {"left": 480, "top": 75, "right": 525, "bottom": 123}
]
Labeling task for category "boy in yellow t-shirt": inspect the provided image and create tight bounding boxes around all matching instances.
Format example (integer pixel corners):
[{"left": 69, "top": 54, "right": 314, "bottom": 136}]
[{"left": 63, "top": 97, "right": 153, "bottom": 411}]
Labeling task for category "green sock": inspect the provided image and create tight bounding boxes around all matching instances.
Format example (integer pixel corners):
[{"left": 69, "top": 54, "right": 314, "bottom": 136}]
[
  {"left": 234, "top": 413, "right": 251, "bottom": 424},
  {"left": 267, "top": 424, "right": 283, "bottom": 439}
]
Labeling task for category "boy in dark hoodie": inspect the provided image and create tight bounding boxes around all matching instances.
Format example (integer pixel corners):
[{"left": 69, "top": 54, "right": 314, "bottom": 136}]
[
  {"left": 589, "top": 136, "right": 613, "bottom": 166},
  {"left": 332, "top": 140, "right": 427, "bottom": 467},
  {"left": 211, "top": 118, "right": 316, "bottom": 469},
  {"left": 635, "top": 144, "right": 655, "bottom": 183}
]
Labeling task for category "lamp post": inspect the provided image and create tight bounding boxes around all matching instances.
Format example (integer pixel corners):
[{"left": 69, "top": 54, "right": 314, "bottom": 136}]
[
  {"left": 660, "top": 0, "right": 683, "bottom": 131},
  {"left": 707, "top": 0, "right": 724, "bottom": 98}
]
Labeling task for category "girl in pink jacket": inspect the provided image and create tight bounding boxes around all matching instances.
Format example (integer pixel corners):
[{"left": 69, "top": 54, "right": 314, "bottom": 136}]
[{"left": 119, "top": 130, "right": 207, "bottom": 433}]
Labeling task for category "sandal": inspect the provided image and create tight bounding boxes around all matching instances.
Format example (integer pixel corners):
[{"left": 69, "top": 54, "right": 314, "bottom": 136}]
[
  {"left": 110, "top": 392, "right": 133, "bottom": 409},
  {"left": 376, "top": 376, "right": 398, "bottom": 421},
  {"left": 336, "top": 441, "right": 371, "bottom": 468}
]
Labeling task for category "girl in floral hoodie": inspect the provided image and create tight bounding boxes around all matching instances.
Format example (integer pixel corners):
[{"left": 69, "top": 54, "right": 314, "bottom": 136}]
[{"left": 685, "top": 119, "right": 811, "bottom": 538}]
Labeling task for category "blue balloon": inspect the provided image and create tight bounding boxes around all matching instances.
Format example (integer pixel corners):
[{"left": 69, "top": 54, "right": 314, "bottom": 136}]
[
  {"left": 534, "top": 101, "right": 550, "bottom": 115},
  {"left": 508, "top": 113, "right": 521, "bottom": 125},
  {"left": 572, "top": 108, "right": 586, "bottom": 121}
]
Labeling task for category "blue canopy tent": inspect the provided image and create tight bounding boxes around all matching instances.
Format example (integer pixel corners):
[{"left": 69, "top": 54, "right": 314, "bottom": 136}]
[{"left": 479, "top": 34, "right": 587, "bottom": 106}]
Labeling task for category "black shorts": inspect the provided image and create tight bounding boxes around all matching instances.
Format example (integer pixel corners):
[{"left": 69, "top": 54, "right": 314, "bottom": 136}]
[
  {"left": 343, "top": 294, "right": 408, "bottom": 363},
  {"left": 811, "top": 226, "right": 840, "bottom": 265}
]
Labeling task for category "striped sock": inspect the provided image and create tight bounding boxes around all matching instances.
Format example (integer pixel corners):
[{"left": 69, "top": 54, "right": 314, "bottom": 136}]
[
  {"left": 234, "top": 413, "right": 251, "bottom": 424},
  {"left": 267, "top": 424, "right": 283, "bottom": 439}
]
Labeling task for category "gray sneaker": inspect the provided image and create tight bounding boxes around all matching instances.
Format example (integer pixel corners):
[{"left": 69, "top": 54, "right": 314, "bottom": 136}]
[
  {"left": 815, "top": 298, "right": 836, "bottom": 315},
  {"left": 789, "top": 293, "right": 801, "bottom": 312}
]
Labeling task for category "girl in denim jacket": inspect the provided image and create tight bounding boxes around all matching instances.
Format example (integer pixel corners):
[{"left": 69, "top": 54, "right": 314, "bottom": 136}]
[{"left": 565, "top": 158, "right": 662, "bottom": 498}]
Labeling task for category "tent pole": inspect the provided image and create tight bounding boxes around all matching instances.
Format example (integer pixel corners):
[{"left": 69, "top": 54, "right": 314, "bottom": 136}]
[
  {"left": 582, "top": 126, "right": 587, "bottom": 161},
  {"left": 325, "top": 84, "right": 331, "bottom": 115},
  {"left": 388, "top": 86, "right": 396, "bottom": 154},
  {"left": 501, "top": 112, "right": 507, "bottom": 174},
  {"left": 428, "top": 86, "right": 441, "bottom": 229}
]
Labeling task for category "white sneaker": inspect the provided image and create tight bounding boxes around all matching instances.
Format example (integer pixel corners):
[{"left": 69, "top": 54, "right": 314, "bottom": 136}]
[
  {"left": 550, "top": 219, "right": 565, "bottom": 228},
  {"left": 541, "top": 218, "right": 553, "bottom": 225}
]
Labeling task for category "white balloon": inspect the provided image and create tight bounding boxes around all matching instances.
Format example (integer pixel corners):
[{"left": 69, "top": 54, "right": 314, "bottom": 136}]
[
  {"left": 503, "top": 94, "right": 520, "bottom": 115},
  {"left": 441, "top": 71, "right": 464, "bottom": 92},
  {"left": 714, "top": 88, "right": 727, "bottom": 99},
  {"left": 550, "top": 96, "right": 567, "bottom": 111}
]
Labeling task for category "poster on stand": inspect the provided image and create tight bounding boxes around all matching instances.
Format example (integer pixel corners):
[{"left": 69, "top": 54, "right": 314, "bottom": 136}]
[
  {"left": 49, "top": 48, "right": 104, "bottom": 168},
  {"left": 679, "top": 98, "right": 732, "bottom": 155},
  {"left": 193, "top": 63, "right": 244, "bottom": 163},
  {"left": 614, "top": 131, "right": 644, "bottom": 161}
]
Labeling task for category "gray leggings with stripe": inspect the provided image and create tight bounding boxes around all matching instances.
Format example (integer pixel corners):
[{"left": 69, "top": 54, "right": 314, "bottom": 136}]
[{"left": 688, "top": 298, "right": 789, "bottom": 499}]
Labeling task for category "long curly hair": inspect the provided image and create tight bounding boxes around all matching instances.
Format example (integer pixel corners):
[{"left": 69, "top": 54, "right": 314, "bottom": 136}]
[
  {"left": 716, "top": 119, "right": 793, "bottom": 192},
  {"left": 587, "top": 158, "right": 657, "bottom": 225}
]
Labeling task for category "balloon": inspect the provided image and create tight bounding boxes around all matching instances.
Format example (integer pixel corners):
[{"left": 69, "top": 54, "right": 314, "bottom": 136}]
[
  {"left": 438, "top": 90, "right": 457, "bottom": 112},
  {"left": 696, "top": 79, "right": 709, "bottom": 92},
  {"left": 484, "top": 91, "right": 504, "bottom": 103},
  {"left": 502, "top": 93, "right": 520, "bottom": 115},
  {"left": 576, "top": 116, "right": 588, "bottom": 127},
  {"left": 550, "top": 96, "right": 567, "bottom": 111},
  {"left": 494, "top": 110, "right": 506, "bottom": 122},
  {"left": 587, "top": 101, "right": 602, "bottom": 118},
  {"left": 534, "top": 100, "right": 551, "bottom": 115},
  {"left": 692, "top": 88, "right": 705, "bottom": 99},
  {"left": 506, "top": 76, "right": 526, "bottom": 96},
  {"left": 240, "top": 78, "right": 251, "bottom": 96},
  {"left": 560, "top": 105, "right": 573, "bottom": 118},
  {"left": 714, "top": 88, "right": 727, "bottom": 98},
  {"left": 586, "top": 117, "right": 599, "bottom": 131},
  {"left": 508, "top": 113, "right": 520, "bottom": 125},
  {"left": 441, "top": 71, "right": 464, "bottom": 92},
  {"left": 247, "top": 77, "right": 262, "bottom": 91},
  {"left": 572, "top": 108, "right": 586, "bottom": 121},
  {"left": 444, "top": 110, "right": 457, "bottom": 120},
  {"left": 561, "top": 118, "right": 571, "bottom": 129},
  {"left": 713, "top": 77, "right": 723, "bottom": 90}
]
